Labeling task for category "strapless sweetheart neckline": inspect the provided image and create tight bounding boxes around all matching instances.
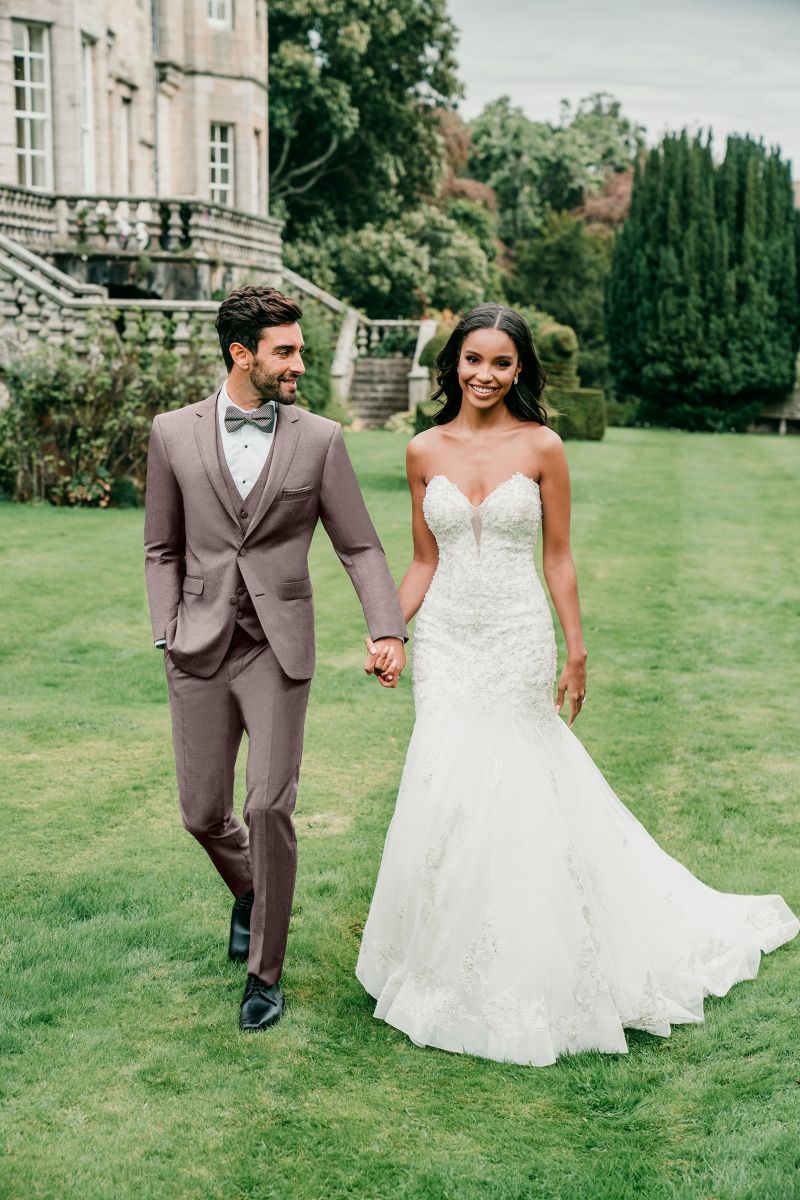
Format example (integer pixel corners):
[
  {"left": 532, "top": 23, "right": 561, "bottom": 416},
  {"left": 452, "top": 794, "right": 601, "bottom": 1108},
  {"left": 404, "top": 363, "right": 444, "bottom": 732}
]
[{"left": 426, "top": 471, "right": 539, "bottom": 511}]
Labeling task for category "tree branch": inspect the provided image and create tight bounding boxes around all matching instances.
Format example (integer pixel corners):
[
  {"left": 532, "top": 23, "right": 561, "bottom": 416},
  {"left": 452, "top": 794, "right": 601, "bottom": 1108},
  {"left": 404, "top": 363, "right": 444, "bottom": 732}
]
[
  {"left": 271, "top": 135, "right": 341, "bottom": 200},
  {"left": 270, "top": 122, "right": 296, "bottom": 186}
]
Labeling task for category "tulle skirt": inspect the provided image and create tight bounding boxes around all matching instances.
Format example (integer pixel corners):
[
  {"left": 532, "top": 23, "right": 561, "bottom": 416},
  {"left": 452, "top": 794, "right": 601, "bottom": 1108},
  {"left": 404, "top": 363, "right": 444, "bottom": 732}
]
[{"left": 356, "top": 707, "right": 798, "bottom": 1067}]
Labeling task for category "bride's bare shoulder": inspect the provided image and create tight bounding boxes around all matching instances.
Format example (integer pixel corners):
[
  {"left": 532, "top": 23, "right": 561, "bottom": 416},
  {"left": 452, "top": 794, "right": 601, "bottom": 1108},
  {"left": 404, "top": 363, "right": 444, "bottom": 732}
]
[
  {"left": 407, "top": 427, "right": 445, "bottom": 479},
  {"left": 520, "top": 421, "right": 565, "bottom": 466}
]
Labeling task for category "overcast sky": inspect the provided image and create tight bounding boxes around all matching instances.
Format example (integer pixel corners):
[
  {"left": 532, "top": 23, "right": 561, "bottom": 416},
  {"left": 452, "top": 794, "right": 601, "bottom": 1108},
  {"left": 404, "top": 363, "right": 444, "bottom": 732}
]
[{"left": 446, "top": 0, "right": 800, "bottom": 177}]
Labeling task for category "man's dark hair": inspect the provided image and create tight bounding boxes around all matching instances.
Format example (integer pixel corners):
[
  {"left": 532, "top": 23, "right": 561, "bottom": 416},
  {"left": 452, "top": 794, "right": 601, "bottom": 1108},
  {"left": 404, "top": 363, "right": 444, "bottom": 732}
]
[{"left": 215, "top": 285, "right": 303, "bottom": 371}]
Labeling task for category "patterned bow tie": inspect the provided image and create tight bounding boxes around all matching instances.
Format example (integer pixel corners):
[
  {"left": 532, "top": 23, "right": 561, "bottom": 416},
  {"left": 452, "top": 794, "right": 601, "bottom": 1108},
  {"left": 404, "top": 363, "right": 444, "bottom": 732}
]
[{"left": 224, "top": 402, "right": 276, "bottom": 435}]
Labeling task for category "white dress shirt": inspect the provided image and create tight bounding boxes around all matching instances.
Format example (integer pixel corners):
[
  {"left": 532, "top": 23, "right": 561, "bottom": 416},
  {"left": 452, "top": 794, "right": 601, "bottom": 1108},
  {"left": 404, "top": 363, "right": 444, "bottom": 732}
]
[{"left": 217, "top": 381, "right": 277, "bottom": 500}]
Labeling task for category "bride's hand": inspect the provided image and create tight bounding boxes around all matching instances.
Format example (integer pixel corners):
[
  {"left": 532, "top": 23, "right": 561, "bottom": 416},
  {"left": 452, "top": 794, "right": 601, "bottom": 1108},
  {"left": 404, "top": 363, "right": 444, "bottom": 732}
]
[
  {"left": 555, "top": 655, "right": 587, "bottom": 726},
  {"left": 364, "top": 637, "right": 403, "bottom": 688}
]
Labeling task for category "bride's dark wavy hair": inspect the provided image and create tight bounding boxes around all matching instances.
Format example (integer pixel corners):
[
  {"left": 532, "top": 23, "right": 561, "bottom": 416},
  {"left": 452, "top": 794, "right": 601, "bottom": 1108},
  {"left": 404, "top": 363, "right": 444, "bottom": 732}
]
[{"left": 431, "top": 304, "right": 548, "bottom": 426}]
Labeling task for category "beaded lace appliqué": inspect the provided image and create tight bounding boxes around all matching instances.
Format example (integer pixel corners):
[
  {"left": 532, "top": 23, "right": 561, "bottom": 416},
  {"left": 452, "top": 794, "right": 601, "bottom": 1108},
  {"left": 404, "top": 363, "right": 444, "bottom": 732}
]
[{"left": 412, "top": 473, "right": 558, "bottom": 725}]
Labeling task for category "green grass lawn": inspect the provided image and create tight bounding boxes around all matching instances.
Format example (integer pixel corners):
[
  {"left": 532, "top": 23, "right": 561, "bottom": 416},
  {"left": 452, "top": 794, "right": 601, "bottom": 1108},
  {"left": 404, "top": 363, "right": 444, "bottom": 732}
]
[{"left": 1, "top": 427, "right": 798, "bottom": 1200}]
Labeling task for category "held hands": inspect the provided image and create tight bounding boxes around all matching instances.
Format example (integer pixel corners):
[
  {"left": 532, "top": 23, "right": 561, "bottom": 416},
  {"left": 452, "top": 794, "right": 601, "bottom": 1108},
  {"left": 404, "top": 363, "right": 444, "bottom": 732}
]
[
  {"left": 364, "top": 637, "right": 406, "bottom": 689},
  {"left": 555, "top": 653, "right": 587, "bottom": 726}
]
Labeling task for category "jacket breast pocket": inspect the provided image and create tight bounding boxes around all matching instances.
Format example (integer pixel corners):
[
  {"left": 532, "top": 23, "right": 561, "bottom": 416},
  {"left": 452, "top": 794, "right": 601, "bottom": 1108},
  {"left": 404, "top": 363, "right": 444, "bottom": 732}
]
[
  {"left": 182, "top": 576, "right": 204, "bottom": 595},
  {"left": 278, "top": 578, "right": 313, "bottom": 600},
  {"left": 278, "top": 485, "right": 314, "bottom": 503}
]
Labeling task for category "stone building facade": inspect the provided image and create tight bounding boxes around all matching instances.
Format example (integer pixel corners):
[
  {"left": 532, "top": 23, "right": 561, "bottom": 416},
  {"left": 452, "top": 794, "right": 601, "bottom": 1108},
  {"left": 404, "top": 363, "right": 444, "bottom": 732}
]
[
  {"left": 0, "top": 0, "right": 426, "bottom": 423},
  {"left": 0, "top": 0, "right": 269, "bottom": 212},
  {"left": 0, "top": 0, "right": 280, "bottom": 300}
]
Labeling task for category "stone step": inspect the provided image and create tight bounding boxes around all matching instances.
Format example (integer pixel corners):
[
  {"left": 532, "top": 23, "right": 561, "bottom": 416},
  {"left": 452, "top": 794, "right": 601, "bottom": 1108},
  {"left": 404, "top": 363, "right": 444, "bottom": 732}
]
[
  {"left": 354, "top": 356, "right": 413, "bottom": 373},
  {"left": 350, "top": 392, "right": 409, "bottom": 407},
  {"left": 350, "top": 390, "right": 408, "bottom": 404},
  {"left": 350, "top": 356, "right": 412, "bottom": 426},
  {"left": 353, "top": 409, "right": 407, "bottom": 421},
  {"left": 350, "top": 389, "right": 409, "bottom": 401}
]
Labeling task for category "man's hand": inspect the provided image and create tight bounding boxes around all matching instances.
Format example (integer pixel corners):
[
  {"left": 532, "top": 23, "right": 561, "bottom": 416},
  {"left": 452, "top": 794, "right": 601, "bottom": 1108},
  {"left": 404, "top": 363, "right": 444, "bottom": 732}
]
[{"left": 364, "top": 637, "right": 406, "bottom": 688}]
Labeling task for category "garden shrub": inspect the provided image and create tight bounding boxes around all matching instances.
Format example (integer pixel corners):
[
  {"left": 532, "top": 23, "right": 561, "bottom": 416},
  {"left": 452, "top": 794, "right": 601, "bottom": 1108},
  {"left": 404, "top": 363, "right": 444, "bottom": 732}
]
[
  {"left": 546, "top": 388, "right": 606, "bottom": 440},
  {"left": 295, "top": 298, "right": 336, "bottom": 415},
  {"left": 0, "top": 313, "right": 219, "bottom": 505},
  {"left": 414, "top": 399, "right": 440, "bottom": 434}
]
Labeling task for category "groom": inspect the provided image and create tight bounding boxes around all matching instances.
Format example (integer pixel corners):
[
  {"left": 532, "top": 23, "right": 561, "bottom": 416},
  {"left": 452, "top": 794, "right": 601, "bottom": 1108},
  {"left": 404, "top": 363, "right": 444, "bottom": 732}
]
[{"left": 144, "top": 285, "right": 407, "bottom": 1031}]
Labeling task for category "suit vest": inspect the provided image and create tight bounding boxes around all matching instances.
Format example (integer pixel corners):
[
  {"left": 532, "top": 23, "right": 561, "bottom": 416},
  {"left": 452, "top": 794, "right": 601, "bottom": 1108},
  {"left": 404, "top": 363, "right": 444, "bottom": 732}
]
[{"left": 214, "top": 412, "right": 272, "bottom": 643}]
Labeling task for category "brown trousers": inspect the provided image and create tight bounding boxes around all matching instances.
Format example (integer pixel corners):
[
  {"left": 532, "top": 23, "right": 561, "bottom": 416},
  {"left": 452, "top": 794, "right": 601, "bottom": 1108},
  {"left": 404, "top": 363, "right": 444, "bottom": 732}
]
[{"left": 165, "top": 625, "right": 311, "bottom": 984}]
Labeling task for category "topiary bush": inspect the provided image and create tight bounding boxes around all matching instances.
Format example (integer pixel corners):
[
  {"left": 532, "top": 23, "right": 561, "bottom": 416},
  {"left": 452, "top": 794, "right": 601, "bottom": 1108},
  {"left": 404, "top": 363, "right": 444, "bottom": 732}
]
[
  {"left": 546, "top": 388, "right": 606, "bottom": 440},
  {"left": 294, "top": 298, "right": 336, "bottom": 415},
  {"left": 414, "top": 399, "right": 440, "bottom": 434}
]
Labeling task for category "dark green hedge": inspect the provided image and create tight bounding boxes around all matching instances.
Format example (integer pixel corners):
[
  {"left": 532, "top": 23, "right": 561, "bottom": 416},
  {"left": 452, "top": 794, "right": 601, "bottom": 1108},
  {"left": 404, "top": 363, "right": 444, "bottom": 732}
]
[{"left": 546, "top": 388, "right": 606, "bottom": 440}]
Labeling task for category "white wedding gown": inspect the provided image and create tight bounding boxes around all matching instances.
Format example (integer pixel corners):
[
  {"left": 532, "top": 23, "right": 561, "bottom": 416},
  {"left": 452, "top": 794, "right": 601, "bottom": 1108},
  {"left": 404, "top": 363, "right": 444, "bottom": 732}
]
[{"left": 356, "top": 472, "right": 798, "bottom": 1066}]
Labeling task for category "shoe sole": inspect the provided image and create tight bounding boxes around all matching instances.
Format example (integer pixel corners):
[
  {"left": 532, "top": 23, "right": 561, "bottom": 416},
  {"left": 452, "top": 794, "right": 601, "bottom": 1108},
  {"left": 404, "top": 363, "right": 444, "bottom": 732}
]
[{"left": 239, "top": 1012, "right": 283, "bottom": 1032}]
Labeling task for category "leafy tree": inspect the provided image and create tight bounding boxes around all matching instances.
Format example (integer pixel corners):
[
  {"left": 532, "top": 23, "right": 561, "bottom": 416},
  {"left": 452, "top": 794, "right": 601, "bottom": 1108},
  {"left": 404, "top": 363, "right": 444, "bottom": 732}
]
[
  {"left": 512, "top": 210, "right": 613, "bottom": 385},
  {"left": 607, "top": 132, "right": 800, "bottom": 430},
  {"left": 468, "top": 93, "right": 643, "bottom": 245},
  {"left": 399, "top": 206, "right": 497, "bottom": 312},
  {"left": 442, "top": 196, "right": 499, "bottom": 265},
  {"left": 304, "top": 205, "right": 496, "bottom": 318},
  {"left": 268, "top": 0, "right": 461, "bottom": 237},
  {"left": 327, "top": 224, "right": 430, "bottom": 318}
]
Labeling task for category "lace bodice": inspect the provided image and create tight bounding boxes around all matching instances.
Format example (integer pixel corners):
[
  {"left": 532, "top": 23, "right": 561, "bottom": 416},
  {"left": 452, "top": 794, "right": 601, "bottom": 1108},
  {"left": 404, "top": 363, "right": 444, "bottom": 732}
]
[{"left": 412, "top": 472, "right": 558, "bottom": 722}]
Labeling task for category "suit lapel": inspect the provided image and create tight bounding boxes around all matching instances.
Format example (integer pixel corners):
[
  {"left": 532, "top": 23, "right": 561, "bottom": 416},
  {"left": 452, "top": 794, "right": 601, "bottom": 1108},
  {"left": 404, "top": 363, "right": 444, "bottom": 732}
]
[
  {"left": 193, "top": 390, "right": 241, "bottom": 528},
  {"left": 242, "top": 404, "right": 301, "bottom": 543}
]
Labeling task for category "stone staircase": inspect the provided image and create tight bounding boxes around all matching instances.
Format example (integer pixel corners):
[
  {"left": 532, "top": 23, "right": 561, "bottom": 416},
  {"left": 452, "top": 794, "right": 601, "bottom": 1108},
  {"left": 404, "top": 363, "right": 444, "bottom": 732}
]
[{"left": 349, "top": 356, "right": 413, "bottom": 427}]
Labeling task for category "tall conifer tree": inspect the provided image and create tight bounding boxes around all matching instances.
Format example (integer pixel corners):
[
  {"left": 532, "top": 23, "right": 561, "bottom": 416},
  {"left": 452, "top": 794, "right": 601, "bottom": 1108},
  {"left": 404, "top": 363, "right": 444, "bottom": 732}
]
[{"left": 607, "top": 133, "right": 800, "bottom": 430}]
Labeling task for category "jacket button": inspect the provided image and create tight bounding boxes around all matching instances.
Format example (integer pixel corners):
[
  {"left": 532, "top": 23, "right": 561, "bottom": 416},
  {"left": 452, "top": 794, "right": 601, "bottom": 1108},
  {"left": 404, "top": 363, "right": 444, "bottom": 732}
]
[
  {"left": 239, "top": 547, "right": 247, "bottom": 557},
  {"left": 237, "top": 586, "right": 245, "bottom": 594},
  {"left": 240, "top": 510, "right": 249, "bottom": 518},
  {"left": 229, "top": 596, "right": 237, "bottom": 605}
]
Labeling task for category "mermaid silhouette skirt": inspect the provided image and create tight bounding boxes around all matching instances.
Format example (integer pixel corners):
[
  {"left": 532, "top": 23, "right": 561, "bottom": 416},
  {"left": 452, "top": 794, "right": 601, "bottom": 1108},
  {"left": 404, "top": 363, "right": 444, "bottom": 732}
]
[{"left": 355, "top": 474, "right": 798, "bottom": 1066}]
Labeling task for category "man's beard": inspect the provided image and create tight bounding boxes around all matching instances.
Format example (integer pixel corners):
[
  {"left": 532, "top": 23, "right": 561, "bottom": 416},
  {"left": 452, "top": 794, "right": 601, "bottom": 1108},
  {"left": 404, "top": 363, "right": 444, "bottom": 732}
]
[{"left": 251, "top": 362, "right": 296, "bottom": 405}]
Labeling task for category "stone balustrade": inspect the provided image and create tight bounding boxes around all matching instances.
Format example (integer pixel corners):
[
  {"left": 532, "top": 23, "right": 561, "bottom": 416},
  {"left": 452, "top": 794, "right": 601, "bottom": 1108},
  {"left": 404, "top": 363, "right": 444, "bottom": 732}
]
[
  {"left": 0, "top": 185, "right": 58, "bottom": 252},
  {"left": 355, "top": 318, "right": 419, "bottom": 358},
  {"left": 0, "top": 231, "right": 222, "bottom": 368},
  {"left": 0, "top": 185, "right": 283, "bottom": 271}
]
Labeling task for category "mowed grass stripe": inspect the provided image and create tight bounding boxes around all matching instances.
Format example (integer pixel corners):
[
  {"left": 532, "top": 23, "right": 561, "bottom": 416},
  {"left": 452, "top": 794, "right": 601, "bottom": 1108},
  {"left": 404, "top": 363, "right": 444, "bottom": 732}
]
[{"left": 1, "top": 428, "right": 798, "bottom": 1200}]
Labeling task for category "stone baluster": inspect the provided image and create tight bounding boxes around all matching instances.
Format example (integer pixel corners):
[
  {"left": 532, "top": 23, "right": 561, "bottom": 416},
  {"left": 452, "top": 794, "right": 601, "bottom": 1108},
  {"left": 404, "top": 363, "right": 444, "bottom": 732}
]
[
  {"left": 160, "top": 201, "right": 179, "bottom": 251},
  {"left": 113, "top": 200, "right": 131, "bottom": 249},
  {"left": 134, "top": 201, "right": 154, "bottom": 251},
  {"left": 172, "top": 309, "right": 191, "bottom": 356},
  {"left": 67, "top": 305, "right": 88, "bottom": 353},
  {"left": 147, "top": 309, "right": 166, "bottom": 351},
  {"left": 120, "top": 306, "right": 141, "bottom": 350}
]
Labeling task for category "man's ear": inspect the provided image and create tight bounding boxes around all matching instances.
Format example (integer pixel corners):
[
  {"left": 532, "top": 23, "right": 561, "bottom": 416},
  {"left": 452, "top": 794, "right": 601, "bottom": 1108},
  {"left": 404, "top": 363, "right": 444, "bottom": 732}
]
[{"left": 229, "top": 341, "right": 252, "bottom": 370}]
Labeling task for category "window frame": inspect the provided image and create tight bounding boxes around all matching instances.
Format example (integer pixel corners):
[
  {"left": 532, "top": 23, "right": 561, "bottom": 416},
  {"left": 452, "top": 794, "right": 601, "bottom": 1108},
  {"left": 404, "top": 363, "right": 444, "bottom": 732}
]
[
  {"left": 209, "top": 122, "right": 235, "bottom": 207},
  {"left": 80, "top": 35, "right": 96, "bottom": 192},
  {"left": 207, "top": 0, "right": 233, "bottom": 29},
  {"left": 119, "top": 95, "right": 132, "bottom": 194},
  {"left": 13, "top": 20, "right": 54, "bottom": 191}
]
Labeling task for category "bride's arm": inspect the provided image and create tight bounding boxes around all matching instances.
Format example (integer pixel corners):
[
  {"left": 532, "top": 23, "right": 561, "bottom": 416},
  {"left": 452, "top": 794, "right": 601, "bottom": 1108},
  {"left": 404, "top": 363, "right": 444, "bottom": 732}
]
[
  {"left": 538, "top": 432, "right": 587, "bottom": 724},
  {"left": 397, "top": 437, "right": 439, "bottom": 624}
]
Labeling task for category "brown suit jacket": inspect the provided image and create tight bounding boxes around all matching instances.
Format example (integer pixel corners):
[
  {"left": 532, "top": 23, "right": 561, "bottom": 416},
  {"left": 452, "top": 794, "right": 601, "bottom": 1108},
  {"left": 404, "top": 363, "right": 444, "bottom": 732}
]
[{"left": 144, "top": 391, "right": 407, "bottom": 679}]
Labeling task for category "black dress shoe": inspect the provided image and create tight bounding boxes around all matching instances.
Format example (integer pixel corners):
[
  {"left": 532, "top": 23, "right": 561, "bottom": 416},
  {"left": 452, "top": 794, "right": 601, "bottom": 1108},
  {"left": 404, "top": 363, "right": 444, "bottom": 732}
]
[
  {"left": 239, "top": 975, "right": 284, "bottom": 1031},
  {"left": 228, "top": 889, "right": 254, "bottom": 963}
]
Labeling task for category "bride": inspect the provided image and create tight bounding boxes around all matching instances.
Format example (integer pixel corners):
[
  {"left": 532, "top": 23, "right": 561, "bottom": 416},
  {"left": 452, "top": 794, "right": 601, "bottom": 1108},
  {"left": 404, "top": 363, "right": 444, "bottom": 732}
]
[{"left": 355, "top": 303, "right": 798, "bottom": 1067}]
